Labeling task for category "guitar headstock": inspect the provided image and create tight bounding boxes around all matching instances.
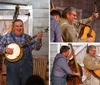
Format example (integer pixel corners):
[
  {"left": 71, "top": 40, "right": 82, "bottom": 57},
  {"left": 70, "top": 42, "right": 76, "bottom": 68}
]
[
  {"left": 41, "top": 27, "right": 49, "bottom": 33},
  {"left": 93, "top": 3, "right": 97, "bottom": 13}
]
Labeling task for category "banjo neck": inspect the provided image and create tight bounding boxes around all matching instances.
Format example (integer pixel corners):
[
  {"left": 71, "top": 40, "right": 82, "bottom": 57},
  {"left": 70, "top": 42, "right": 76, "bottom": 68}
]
[
  {"left": 21, "top": 35, "right": 37, "bottom": 47},
  {"left": 21, "top": 28, "right": 48, "bottom": 47}
]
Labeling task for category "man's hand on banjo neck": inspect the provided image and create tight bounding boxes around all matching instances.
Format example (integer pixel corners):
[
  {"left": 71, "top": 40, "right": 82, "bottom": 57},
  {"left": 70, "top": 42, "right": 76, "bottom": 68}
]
[{"left": 36, "top": 32, "right": 43, "bottom": 43}]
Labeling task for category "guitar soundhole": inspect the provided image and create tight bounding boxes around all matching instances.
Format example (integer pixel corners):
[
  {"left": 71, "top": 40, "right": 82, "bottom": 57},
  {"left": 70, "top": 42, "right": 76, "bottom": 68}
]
[
  {"left": 87, "top": 33, "right": 93, "bottom": 38},
  {"left": 79, "top": 26, "right": 85, "bottom": 38}
]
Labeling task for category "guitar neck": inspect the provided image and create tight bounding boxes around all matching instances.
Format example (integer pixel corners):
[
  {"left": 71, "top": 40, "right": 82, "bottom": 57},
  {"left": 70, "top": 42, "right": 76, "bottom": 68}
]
[{"left": 88, "top": 3, "right": 97, "bottom": 37}]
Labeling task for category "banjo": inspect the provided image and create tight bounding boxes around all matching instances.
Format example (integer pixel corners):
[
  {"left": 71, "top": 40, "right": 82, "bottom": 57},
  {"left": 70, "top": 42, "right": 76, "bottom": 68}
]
[{"left": 5, "top": 28, "right": 48, "bottom": 62}]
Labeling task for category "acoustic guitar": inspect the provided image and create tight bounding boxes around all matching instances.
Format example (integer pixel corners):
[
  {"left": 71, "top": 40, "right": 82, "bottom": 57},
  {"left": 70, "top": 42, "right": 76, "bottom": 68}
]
[
  {"left": 93, "top": 64, "right": 100, "bottom": 77},
  {"left": 80, "top": 26, "right": 96, "bottom": 40},
  {"left": 80, "top": 3, "right": 97, "bottom": 40}
]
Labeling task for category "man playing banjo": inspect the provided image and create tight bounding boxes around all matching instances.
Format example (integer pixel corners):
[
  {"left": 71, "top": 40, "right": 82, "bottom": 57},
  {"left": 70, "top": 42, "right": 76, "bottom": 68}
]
[{"left": 0, "top": 19, "right": 42, "bottom": 85}]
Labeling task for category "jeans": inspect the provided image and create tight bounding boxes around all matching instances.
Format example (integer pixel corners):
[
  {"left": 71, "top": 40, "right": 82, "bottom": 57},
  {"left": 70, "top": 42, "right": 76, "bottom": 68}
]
[
  {"left": 51, "top": 73, "right": 66, "bottom": 85},
  {"left": 6, "top": 59, "right": 33, "bottom": 85}
]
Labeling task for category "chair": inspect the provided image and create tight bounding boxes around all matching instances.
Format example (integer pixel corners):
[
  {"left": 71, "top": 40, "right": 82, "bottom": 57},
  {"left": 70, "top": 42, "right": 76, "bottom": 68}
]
[{"left": 33, "top": 56, "right": 48, "bottom": 85}]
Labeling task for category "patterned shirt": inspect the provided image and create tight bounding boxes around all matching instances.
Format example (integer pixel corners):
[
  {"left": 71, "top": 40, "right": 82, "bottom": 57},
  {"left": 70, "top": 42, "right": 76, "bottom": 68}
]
[{"left": 0, "top": 32, "right": 42, "bottom": 54}]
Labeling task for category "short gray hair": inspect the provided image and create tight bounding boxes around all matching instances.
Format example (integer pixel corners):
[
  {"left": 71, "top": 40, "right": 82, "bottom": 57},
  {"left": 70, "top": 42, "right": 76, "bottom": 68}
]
[{"left": 62, "top": 7, "right": 76, "bottom": 18}]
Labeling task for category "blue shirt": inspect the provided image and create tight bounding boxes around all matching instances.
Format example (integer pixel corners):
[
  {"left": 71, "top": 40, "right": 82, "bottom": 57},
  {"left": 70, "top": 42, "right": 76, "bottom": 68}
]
[
  {"left": 0, "top": 32, "right": 42, "bottom": 58},
  {"left": 50, "top": 16, "right": 62, "bottom": 42},
  {"left": 51, "top": 53, "right": 73, "bottom": 77}
]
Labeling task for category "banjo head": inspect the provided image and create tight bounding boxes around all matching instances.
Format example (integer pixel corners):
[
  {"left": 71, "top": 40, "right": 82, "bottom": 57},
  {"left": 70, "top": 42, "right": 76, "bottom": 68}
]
[{"left": 5, "top": 43, "right": 23, "bottom": 62}]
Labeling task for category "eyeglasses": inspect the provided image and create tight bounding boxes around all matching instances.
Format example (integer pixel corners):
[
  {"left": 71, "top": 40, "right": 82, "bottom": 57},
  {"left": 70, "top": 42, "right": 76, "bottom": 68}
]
[
  {"left": 90, "top": 49, "right": 96, "bottom": 52},
  {"left": 69, "top": 13, "right": 77, "bottom": 17}
]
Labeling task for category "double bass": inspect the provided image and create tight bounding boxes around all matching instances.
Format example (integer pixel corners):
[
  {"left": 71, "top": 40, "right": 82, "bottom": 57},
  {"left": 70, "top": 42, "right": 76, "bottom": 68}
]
[{"left": 67, "top": 44, "right": 83, "bottom": 85}]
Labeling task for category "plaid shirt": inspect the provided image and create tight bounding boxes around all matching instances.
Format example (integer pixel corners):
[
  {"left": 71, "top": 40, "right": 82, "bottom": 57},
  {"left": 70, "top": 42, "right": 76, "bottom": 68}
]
[{"left": 0, "top": 32, "right": 42, "bottom": 54}]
